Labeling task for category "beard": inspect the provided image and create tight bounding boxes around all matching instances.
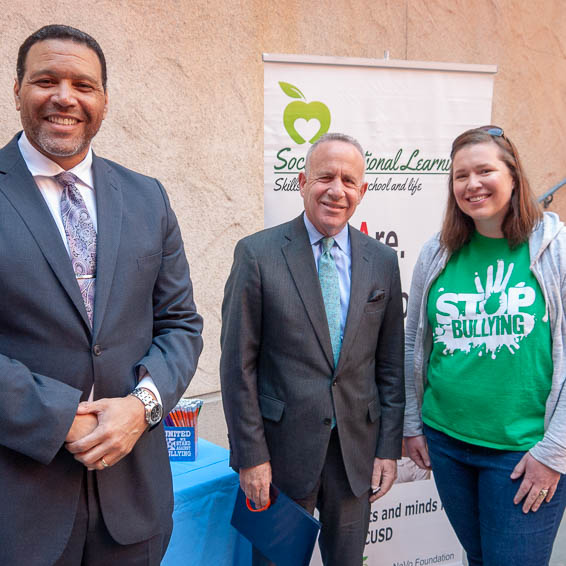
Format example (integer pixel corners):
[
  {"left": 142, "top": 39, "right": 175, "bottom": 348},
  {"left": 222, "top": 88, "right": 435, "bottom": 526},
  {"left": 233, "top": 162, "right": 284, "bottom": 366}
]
[
  {"left": 32, "top": 128, "right": 92, "bottom": 158},
  {"left": 19, "top": 104, "right": 104, "bottom": 164}
]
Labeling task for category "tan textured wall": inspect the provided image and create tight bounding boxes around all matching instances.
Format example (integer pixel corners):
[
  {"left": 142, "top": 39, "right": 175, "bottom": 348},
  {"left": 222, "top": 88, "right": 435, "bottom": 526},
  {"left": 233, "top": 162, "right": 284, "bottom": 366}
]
[{"left": 1, "top": 0, "right": 565, "bottom": 404}]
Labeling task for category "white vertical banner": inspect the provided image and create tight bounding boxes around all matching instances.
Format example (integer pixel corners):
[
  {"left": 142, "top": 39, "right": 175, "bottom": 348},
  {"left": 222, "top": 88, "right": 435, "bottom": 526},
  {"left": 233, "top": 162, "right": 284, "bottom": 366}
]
[
  {"left": 264, "top": 54, "right": 496, "bottom": 566},
  {"left": 265, "top": 54, "right": 495, "bottom": 317}
]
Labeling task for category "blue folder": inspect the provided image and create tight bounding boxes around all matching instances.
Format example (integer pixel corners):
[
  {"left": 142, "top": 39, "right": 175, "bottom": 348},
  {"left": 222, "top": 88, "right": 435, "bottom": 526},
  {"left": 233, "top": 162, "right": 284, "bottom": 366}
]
[{"left": 231, "top": 484, "right": 321, "bottom": 566}]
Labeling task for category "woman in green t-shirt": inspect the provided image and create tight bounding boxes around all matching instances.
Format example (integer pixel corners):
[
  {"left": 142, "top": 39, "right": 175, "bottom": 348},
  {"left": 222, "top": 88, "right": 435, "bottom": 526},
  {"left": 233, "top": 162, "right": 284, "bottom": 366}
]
[{"left": 404, "top": 126, "right": 566, "bottom": 565}]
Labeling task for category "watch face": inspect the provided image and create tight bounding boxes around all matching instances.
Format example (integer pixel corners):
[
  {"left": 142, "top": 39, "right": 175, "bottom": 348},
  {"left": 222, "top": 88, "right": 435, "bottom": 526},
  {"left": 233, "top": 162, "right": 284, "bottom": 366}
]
[{"left": 150, "top": 404, "right": 163, "bottom": 424}]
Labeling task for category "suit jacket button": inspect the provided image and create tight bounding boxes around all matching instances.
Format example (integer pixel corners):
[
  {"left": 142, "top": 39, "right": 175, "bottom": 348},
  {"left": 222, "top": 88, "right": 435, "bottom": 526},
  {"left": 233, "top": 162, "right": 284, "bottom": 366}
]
[
  {"left": 332, "top": 379, "right": 337, "bottom": 386},
  {"left": 93, "top": 344, "right": 102, "bottom": 356},
  {"left": 323, "top": 418, "right": 332, "bottom": 426}
]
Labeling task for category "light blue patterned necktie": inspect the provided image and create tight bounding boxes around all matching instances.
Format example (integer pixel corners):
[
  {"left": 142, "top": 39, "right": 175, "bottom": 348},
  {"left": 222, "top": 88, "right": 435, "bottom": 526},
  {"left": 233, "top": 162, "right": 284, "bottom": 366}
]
[
  {"left": 319, "top": 237, "right": 341, "bottom": 367},
  {"left": 56, "top": 172, "right": 97, "bottom": 327}
]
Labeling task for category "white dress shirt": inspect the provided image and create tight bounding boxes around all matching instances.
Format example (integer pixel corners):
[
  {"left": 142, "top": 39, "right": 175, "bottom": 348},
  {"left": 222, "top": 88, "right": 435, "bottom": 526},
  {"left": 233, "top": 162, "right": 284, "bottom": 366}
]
[{"left": 17, "top": 133, "right": 161, "bottom": 404}]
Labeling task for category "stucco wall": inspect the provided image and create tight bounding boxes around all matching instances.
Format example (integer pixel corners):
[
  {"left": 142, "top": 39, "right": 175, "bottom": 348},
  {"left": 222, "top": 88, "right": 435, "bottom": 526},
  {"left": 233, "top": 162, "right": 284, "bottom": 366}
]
[{"left": 1, "top": 1, "right": 565, "bottom": 445}]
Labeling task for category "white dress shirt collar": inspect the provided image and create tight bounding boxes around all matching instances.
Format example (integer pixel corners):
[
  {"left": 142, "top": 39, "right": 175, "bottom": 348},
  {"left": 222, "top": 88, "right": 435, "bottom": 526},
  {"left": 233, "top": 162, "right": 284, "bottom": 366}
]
[
  {"left": 303, "top": 212, "right": 350, "bottom": 253},
  {"left": 18, "top": 131, "right": 95, "bottom": 189}
]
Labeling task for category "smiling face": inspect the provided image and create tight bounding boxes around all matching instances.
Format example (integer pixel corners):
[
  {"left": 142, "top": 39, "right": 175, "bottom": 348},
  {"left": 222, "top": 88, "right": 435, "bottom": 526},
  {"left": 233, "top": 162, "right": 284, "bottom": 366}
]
[
  {"left": 299, "top": 140, "right": 367, "bottom": 237},
  {"left": 14, "top": 38, "right": 108, "bottom": 169},
  {"left": 451, "top": 141, "right": 514, "bottom": 238}
]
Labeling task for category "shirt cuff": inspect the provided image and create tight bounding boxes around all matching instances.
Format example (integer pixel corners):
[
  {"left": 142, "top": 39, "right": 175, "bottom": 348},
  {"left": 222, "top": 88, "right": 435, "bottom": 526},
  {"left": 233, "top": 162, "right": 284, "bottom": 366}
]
[{"left": 137, "top": 367, "right": 162, "bottom": 406}]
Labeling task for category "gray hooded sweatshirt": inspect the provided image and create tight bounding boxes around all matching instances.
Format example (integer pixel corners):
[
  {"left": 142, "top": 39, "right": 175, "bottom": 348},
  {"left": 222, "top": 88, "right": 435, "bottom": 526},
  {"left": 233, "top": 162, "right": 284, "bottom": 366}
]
[{"left": 404, "top": 211, "right": 566, "bottom": 473}]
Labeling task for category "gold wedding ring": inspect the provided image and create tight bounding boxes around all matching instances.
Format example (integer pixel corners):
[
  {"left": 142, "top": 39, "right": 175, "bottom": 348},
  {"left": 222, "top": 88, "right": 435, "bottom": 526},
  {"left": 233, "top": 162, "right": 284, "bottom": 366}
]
[
  {"left": 538, "top": 488, "right": 549, "bottom": 499},
  {"left": 101, "top": 457, "right": 109, "bottom": 468}
]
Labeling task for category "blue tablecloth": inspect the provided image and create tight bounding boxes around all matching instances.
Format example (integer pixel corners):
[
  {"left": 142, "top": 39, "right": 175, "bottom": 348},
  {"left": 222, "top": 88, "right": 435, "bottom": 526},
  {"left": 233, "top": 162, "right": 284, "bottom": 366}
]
[{"left": 162, "top": 439, "right": 252, "bottom": 566}]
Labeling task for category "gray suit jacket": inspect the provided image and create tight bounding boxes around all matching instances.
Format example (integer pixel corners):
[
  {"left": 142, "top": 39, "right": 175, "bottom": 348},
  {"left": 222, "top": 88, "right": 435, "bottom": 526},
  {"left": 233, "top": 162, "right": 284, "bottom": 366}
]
[
  {"left": 220, "top": 214, "right": 404, "bottom": 500},
  {"left": 0, "top": 133, "right": 203, "bottom": 565}
]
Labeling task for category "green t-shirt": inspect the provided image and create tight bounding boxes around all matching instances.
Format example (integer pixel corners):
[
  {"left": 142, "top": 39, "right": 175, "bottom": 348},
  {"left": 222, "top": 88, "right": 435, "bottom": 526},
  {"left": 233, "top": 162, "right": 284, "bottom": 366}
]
[{"left": 422, "top": 232, "right": 553, "bottom": 450}]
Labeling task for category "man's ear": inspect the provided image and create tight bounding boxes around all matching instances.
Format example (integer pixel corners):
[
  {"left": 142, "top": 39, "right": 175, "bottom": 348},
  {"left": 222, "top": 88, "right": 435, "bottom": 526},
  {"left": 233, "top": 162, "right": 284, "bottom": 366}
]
[
  {"left": 14, "top": 78, "right": 21, "bottom": 111},
  {"left": 298, "top": 172, "right": 307, "bottom": 197},
  {"left": 102, "top": 90, "right": 109, "bottom": 119},
  {"left": 358, "top": 182, "right": 368, "bottom": 203}
]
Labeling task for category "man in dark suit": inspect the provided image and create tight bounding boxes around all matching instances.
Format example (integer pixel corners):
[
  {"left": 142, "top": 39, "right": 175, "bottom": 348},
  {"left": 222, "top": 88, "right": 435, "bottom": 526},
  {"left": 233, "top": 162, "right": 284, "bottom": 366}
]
[
  {"left": 221, "top": 133, "right": 404, "bottom": 565},
  {"left": 0, "top": 25, "right": 203, "bottom": 565}
]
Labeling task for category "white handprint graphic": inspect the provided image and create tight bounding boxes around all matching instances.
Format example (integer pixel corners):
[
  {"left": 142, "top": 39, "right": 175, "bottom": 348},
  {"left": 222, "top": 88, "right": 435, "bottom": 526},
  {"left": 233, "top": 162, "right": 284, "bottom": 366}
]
[
  {"left": 474, "top": 260, "right": 513, "bottom": 316},
  {"left": 434, "top": 259, "right": 536, "bottom": 358}
]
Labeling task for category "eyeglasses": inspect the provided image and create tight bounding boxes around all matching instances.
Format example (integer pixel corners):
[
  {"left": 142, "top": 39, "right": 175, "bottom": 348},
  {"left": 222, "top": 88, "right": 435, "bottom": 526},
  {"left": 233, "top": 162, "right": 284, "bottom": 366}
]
[{"left": 479, "top": 125, "right": 505, "bottom": 138}]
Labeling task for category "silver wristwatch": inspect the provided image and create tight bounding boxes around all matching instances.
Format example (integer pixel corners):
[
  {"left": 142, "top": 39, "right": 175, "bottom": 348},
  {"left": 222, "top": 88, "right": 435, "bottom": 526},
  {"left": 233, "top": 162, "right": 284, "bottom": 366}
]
[{"left": 130, "top": 387, "right": 163, "bottom": 429}]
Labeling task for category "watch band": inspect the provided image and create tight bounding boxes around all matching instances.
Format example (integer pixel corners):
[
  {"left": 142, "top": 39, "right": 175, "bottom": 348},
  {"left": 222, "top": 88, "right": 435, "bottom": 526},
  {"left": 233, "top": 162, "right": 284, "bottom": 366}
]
[{"left": 130, "top": 387, "right": 163, "bottom": 428}]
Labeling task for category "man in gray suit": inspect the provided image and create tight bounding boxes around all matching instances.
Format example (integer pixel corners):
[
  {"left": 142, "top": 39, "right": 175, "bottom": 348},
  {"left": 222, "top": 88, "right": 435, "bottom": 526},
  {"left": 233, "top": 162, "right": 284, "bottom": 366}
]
[
  {"left": 0, "top": 25, "right": 203, "bottom": 565},
  {"left": 221, "top": 133, "right": 404, "bottom": 565}
]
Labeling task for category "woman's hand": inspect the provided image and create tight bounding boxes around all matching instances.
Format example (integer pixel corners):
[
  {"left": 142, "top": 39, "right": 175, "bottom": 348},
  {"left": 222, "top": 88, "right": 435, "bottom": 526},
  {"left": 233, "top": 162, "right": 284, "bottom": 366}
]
[
  {"left": 404, "top": 435, "right": 431, "bottom": 470},
  {"left": 511, "top": 452, "right": 561, "bottom": 513}
]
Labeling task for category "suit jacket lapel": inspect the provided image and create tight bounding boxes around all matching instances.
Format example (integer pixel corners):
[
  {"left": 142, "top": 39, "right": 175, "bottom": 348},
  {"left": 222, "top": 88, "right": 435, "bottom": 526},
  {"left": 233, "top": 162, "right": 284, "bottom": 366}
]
[
  {"left": 336, "top": 226, "right": 371, "bottom": 374},
  {"left": 281, "top": 215, "right": 334, "bottom": 369},
  {"left": 0, "top": 135, "right": 91, "bottom": 329},
  {"left": 91, "top": 154, "right": 122, "bottom": 339}
]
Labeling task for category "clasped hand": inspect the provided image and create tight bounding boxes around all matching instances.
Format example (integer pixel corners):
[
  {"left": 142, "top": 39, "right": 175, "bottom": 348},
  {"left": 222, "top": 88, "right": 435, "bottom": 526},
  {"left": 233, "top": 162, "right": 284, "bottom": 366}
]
[{"left": 65, "top": 396, "right": 147, "bottom": 471}]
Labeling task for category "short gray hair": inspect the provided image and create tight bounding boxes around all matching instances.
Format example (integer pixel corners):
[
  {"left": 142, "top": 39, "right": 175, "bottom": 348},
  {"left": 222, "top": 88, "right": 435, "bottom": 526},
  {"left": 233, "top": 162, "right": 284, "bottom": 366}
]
[{"left": 303, "top": 133, "right": 365, "bottom": 178}]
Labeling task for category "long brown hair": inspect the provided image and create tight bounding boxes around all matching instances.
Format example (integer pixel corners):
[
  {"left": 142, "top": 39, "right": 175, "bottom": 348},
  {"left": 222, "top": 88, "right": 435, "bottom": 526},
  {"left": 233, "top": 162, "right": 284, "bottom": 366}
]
[{"left": 441, "top": 126, "right": 542, "bottom": 252}]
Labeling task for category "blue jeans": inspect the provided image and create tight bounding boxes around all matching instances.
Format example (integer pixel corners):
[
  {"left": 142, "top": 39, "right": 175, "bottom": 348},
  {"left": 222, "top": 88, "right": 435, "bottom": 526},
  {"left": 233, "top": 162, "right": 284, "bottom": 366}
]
[{"left": 424, "top": 424, "right": 566, "bottom": 566}]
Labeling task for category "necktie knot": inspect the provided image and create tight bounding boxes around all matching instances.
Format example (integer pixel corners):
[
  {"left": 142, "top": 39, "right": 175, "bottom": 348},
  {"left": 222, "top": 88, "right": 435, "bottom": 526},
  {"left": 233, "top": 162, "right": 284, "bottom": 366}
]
[
  {"left": 55, "top": 171, "right": 80, "bottom": 190},
  {"left": 321, "top": 237, "right": 335, "bottom": 253}
]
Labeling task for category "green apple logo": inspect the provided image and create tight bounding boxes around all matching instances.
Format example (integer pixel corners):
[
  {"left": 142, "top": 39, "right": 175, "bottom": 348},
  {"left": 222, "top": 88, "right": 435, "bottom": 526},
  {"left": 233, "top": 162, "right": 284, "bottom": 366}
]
[{"left": 279, "top": 81, "right": 331, "bottom": 144}]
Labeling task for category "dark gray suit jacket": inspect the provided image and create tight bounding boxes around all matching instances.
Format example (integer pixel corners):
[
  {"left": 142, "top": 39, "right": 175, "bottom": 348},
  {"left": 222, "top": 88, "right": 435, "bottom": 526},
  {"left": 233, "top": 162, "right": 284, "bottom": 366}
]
[
  {"left": 0, "top": 134, "right": 203, "bottom": 565},
  {"left": 220, "top": 214, "right": 404, "bottom": 500}
]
